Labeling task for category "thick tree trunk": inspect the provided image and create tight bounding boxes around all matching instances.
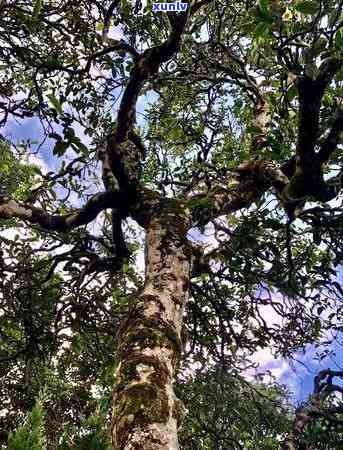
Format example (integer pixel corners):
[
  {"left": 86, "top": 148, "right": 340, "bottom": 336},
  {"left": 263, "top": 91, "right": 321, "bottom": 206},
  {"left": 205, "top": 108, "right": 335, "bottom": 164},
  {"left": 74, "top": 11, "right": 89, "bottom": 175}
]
[{"left": 111, "top": 201, "right": 190, "bottom": 449}]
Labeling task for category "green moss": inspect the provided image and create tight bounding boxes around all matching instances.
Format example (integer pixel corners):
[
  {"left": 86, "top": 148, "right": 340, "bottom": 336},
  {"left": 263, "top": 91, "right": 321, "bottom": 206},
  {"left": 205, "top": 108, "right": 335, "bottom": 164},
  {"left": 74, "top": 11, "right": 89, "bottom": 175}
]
[
  {"left": 117, "top": 356, "right": 169, "bottom": 392},
  {"left": 114, "top": 383, "right": 169, "bottom": 450},
  {"left": 119, "top": 321, "right": 182, "bottom": 360}
]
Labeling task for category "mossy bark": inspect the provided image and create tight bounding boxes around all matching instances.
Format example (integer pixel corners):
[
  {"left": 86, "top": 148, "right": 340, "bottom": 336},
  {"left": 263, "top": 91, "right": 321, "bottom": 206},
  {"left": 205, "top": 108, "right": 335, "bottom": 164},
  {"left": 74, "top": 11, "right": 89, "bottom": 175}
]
[{"left": 111, "top": 201, "right": 190, "bottom": 450}]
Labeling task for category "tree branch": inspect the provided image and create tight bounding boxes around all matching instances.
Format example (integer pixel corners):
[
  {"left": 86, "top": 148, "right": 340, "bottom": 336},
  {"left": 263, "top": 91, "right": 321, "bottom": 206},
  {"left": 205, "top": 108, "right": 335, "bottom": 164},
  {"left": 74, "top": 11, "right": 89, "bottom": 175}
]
[
  {"left": 102, "top": 0, "right": 121, "bottom": 43},
  {"left": 290, "top": 58, "right": 343, "bottom": 199},
  {"left": 0, "top": 191, "right": 127, "bottom": 232},
  {"left": 105, "top": 3, "right": 191, "bottom": 191},
  {"left": 189, "top": 160, "right": 289, "bottom": 226},
  {"left": 318, "top": 104, "right": 343, "bottom": 164}
]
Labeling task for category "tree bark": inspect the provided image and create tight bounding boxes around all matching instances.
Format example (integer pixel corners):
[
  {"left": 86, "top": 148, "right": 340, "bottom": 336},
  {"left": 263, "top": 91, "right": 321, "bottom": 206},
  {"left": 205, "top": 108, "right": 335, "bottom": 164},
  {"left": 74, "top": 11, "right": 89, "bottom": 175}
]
[
  {"left": 282, "top": 405, "right": 314, "bottom": 450},
  {"left": 111, "top": 200, "right": 190, "bottom": 449}
]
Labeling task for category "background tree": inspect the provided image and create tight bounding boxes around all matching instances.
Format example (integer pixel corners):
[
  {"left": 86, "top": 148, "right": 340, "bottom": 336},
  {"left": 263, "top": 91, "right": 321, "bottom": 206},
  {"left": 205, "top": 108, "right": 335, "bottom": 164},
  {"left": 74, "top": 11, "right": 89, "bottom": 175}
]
[
  {"left": 7, "top": 397, "right": 46, "bottom": 450},
  {"left": 0, "top": 0, "right": 343, "bottom": 449},
  {"left": 283, "top": 369, "right": 343, "bottom": 450},
  {"left": 177, "top": 368, "right": 292, "bottom": 449}
]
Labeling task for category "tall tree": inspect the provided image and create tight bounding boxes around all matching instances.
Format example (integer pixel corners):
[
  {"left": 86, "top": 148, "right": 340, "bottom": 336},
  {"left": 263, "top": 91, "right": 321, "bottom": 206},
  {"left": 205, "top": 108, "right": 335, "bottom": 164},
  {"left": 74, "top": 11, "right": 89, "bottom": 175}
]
[
  {"left": 177, "top": 368, "right": 292, "bottom": 449},
  {"left": 1, "top": 0, "right": 343, "bottom": 448}
]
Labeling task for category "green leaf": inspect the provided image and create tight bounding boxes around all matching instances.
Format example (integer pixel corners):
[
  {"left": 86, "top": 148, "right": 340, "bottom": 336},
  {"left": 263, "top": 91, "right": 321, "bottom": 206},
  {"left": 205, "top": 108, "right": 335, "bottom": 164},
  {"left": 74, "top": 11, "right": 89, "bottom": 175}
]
[
  {"left": 264, "top": 218, "right": 283, "bottom": 230},
  {"left": 304, "top": 63, "right": 319, "bottom": 79},
  {"left": 337, "top": 67, "right": 343, "bottom": 81},
  {"left": 52, "top": 141, "right": 69, "bottom": 157},
  {"left": 322, "top": 94, "right": 333, "bottom": 107},
  {"left": 295, "top": 1, "right": 320, "bottom": 15},
  {"left": 312, "top": 37, "right": 327, "bottom": 56},
  {"left": 71, "top": 139, "right": 88, "bottom": 154},
  {"left": 335, "top": 28, "right": 343, "bottom": 49},
  {"left": 286, "top": 85, "right": 297, "bottom": 102},
  {"left": 247, "top": 124, "right": 263, "bottom": 134},
  {"left": 253, "top": 22, "right": 271, "bottom": 39},
  {"left": 33, "top": 0, "right": 43, "bottom": 18},
  {"left": 64, "top": 127, "right": 75, "bottom": 140},
  {"left": 48, "top": 132, "right": 62, "bottom": 140},
  {"left": 187, "top": 196, "right": 213, "bottom": 210},
  {"left": 259, "top": 0, "right": 270, "bottom": 13},
  {"left": 313, "top": 318, "right": 321, "bottom": 336},
  {"left": 32, "top": 166, "right": 42, "bottom": 175},
  {"left": 47, "top": 94, "right": 63, "bottom": 115}
]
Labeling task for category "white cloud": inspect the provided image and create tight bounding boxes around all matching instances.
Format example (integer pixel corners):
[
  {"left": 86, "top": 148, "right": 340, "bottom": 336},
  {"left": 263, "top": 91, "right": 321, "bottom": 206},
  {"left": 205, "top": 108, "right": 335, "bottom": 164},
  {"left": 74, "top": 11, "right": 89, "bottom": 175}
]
[{"left": 28, "top": 153, "right": 50, "bottom": 174}]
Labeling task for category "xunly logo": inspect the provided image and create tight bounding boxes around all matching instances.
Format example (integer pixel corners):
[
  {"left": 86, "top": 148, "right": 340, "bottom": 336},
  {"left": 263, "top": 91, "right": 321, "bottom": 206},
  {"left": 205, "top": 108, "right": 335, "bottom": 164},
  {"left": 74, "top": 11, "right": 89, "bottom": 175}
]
[{"left": 152, "top": 2, "right": 188, "bottom": 12}]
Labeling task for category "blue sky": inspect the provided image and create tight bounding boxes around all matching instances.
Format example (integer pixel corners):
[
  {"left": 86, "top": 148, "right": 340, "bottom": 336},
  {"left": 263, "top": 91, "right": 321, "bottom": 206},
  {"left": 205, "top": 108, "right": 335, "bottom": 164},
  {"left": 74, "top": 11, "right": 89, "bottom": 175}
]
[
  {"left": 280, "top": 340, "right": 343, "bottom": 403},
  {"left": 4, "top": 116, "right": 60, "bottom": 171}
]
